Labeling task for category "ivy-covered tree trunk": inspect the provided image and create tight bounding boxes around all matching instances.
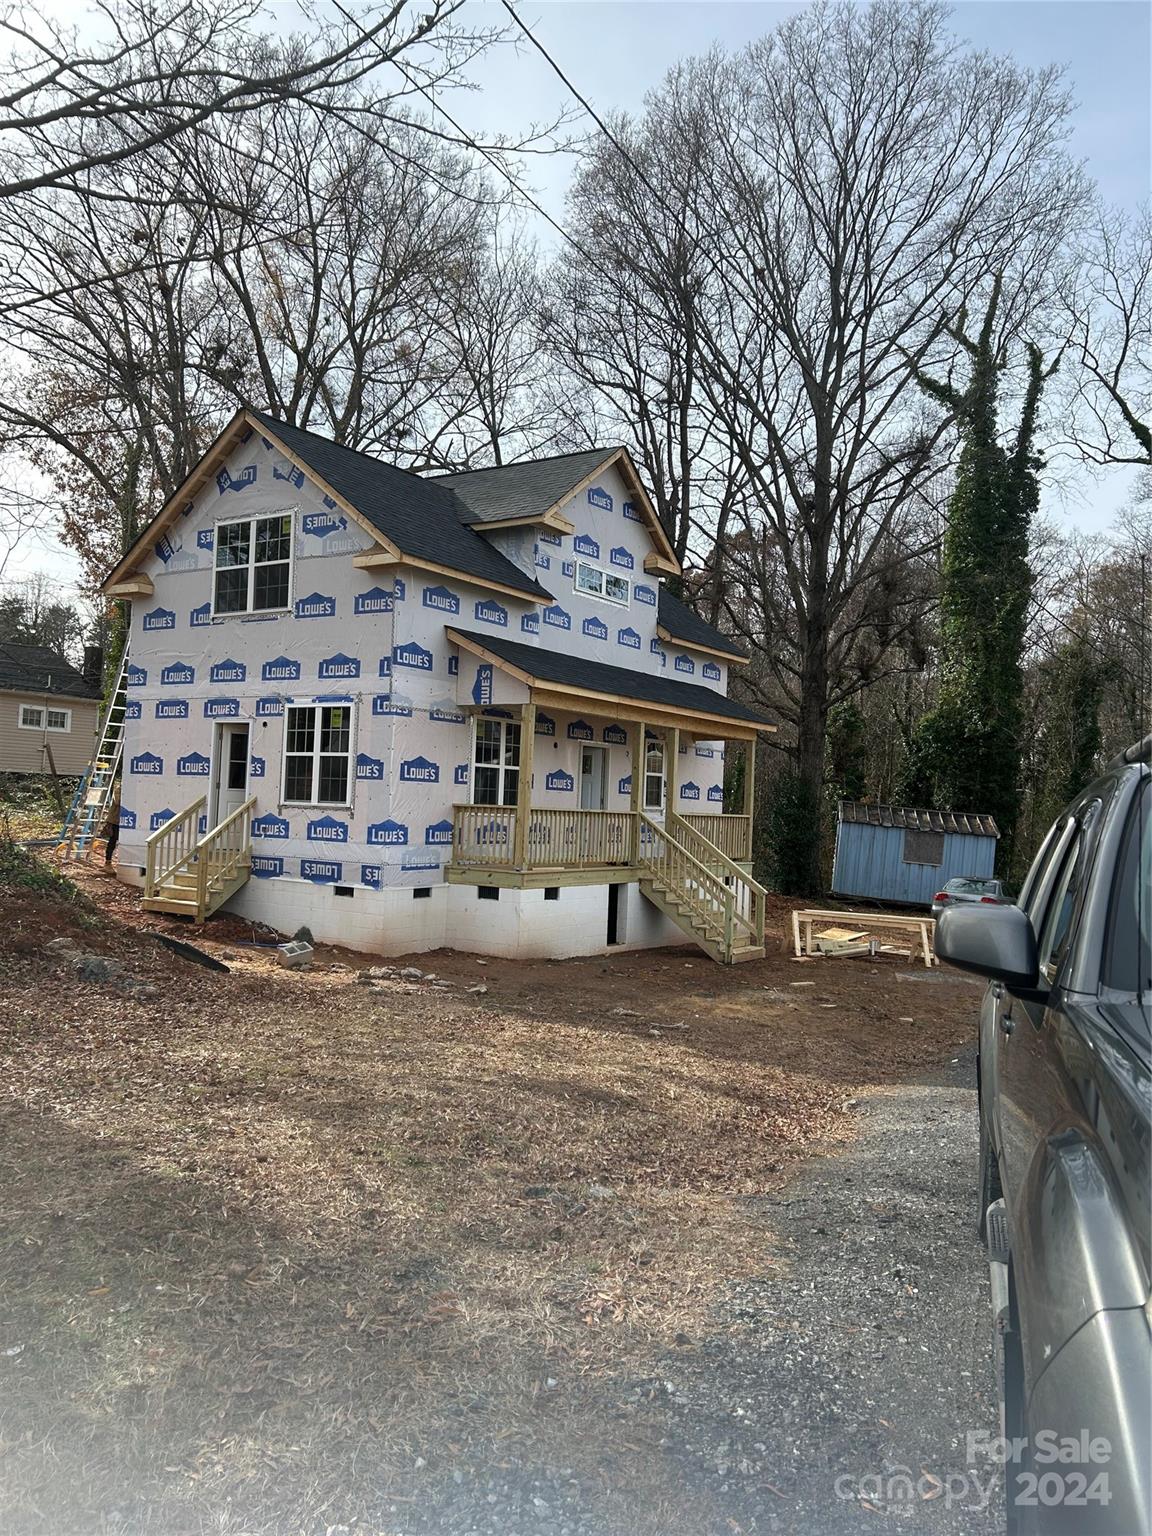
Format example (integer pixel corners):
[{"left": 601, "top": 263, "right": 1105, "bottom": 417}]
[{"left": 903, "top": 285, "right": 1056, "bottom": 869}]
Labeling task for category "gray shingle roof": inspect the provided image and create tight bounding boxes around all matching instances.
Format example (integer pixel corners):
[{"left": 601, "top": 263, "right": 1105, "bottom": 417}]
[
  {"left": 427, "top": 448, "right": 619, "bottom": 525},
  {"left": 838, "top": 800, "right": 1000, "bottom": 838},
  {"left": 657, "top": 587, "right": 748, "bottom": 661},
  {"left": 0, "top": 642, "right": 100, "bottom": 699},
  {"left": 448, "top": 628, "right": 772, "bottom": 728},
  {"left": 248, "top": 411, "right": 552, "bottom": 602}
]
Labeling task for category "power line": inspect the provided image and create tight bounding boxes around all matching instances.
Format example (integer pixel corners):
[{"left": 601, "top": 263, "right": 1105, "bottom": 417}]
[{"left": 496, "top": 0, "right": 1135, "bottom": 681}]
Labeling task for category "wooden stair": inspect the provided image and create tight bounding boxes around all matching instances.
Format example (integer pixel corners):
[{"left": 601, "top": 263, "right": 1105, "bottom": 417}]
[
  {"left": 142, "top": 796, "right": 256, "bottom": 921},
  {"left": 637, "top": 811, "right": 766, "bottom": 964}
]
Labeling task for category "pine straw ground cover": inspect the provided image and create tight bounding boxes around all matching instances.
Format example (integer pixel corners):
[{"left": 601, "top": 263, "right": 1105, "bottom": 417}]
[{"left": 0, "top": 850, "right": 976, "bottom": 1536}]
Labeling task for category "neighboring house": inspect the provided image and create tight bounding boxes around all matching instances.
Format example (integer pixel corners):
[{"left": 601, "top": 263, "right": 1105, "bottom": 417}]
[
  {"left": 100, "top": 408, "right": 774, "bottom": 962},
  {"left": 0, "top": 642, "right": 101, "bottom": 776},
  {"left": 832, "top": 800, "right": 999, "bottom": 906}
]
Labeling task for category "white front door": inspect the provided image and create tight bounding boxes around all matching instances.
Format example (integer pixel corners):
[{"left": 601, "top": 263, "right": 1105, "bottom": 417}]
[
  {"left": 213, "top": 723, "right": 249, "bottom": 824},
  {"left": 579, "top": 744, "right": 607, "bottom": 810}
]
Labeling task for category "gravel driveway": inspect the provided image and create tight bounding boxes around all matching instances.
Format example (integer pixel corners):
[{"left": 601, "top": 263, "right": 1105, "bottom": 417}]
[{"left": 613, "top": 1043, "right": 1003, "bottom": 1534}]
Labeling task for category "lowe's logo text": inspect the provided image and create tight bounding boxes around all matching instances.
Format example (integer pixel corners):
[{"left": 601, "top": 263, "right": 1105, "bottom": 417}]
[
  {"left": 253, "top": 814, "right": 289, "bottom": 839},
  {"left": 303, "top": 511, "right": 347, "bottom": 538},
  {"left": 130, "top": 752, "right": 163, "bottom": 775},
  {"left": 393, "top": 641, "right": 433, "bottom": 670},
  {"left": 674, "top": 655, "right": 695, "bottom": 675},
  {"left": 177, "top": 752, "right": 211, "bottom": 776},
  {"left": 708, "top": 786, "right": 724, "bottom": 803},
  {"left": 546, "top": 770, "right": 574, "bottom": 792},
  {"left": 354, "top": 586, "right": 393, "bottom": 615},
  {"left": 680, "top": 781, "right": 701, "bottom": 801},
  {"left": 204, "top": 698, "right": 240, "bottom": 717},
  {"left": 573, "top": 533, "right": 600, "bottom": 558},
  {"left": 256, "top": 697, "right": 284, "bottom": 717},
  {"left": 368, "top": 819, "right": 408, "bottom": 846},
  {"left": 190, "top": 603, "right": 212, "bottom": 627},
  {"left": 319, "top": 652, "right": 360, "bottom": 679},
  {"left": 250, "top": 856, "right": 283, "bottom": 878},
  {"left": 609, "top": 546, "right": 634, "bottom": 569},
  {"left": 543, "top": 605, "right": 570, "bottom": 630},
  {"left": 583, "top": 617, "right": 607, "bottom": 641},
  {"left": 425, "top": 819, "right": 453, "bottom": 845},
  {"left": 307, "top": 816, "right": 348, "bottom": 843},
  {"left": 399, "top": 756, "right": 439, "bottom": 783},
  {"left": 422, "top": 585, "right": 460, "bottom": 614},
  {"left": 295, "top": 592, "right": 336, "bottom": 619},
  {"left": 150, "top": 808, "right": 175, "bottom": 831},
  {"left": 211, "top": 659, "right": 246, "bottom": 684},
  {"left": 216, "top": 465, "right": 256, "bottom": 495},
  {"left": 356, "top": 752, "right": 385, "bottom": 780},
  {"left": 634, "top": 584, "right": 656, "bottom": 606},
  {"left": 475, "top": 599, "right": 507, "bottom": 627},
  {"left": 262, "top": 656, "right": 300, "bottom": 682},
  {"left": 155, "top": 700, "right": 189, "bottom": 719},
  {"left": 143, "top": 606, "right": 176, "bottom": 631},
  {"left": 703, "top": 662, "right": 722, "bottom": 681},
  {"left": 587, "top": 487, "right": 613, "bottom": 512},
  {"left": 161, "top": 662, "right": 195, "bottom": 686},
  {"left": 301, "top": 859, "right": 341, "bottom": 884}
]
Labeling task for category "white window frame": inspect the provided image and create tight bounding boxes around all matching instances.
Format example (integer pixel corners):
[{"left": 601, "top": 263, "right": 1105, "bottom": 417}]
[
  {"left": 212, "top": 510, "right": 295, "bottom": 617},
  {"left": 643, "top": 736, "right": 665, "bottom": 811},
  {"left": 573, "top": 559, "right": 629, "bottom": 608},
  {"left": 18, "top": 703, "right": 71, "bottom": 732},
  {"left": 470, "top": 717, "right": 521, "bottom": 807},
  {"left": 280, "top": 700, "right": 356, "bottom": 808}
]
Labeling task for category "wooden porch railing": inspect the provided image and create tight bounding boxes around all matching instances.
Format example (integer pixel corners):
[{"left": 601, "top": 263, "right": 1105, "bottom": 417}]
[
  {"left": 679, "top": 812, "right": 752, "bottom": 862},
  {"left": 453, "top": 804, "right": 517, "bottom": 866},
  {"left": 452, "top": 805, "right": 636, "bottom": 869},
  {"left": 667, "top": 812, "right": 766, "bottom": 948},
  {"left": 194, "top": 797, "right": 257, "bottom": 912},
  {"left": 144, "top": 796, "right": 205, "bottom": 898}
]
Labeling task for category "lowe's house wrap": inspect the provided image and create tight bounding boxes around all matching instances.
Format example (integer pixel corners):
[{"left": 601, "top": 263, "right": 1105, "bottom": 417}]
[{"left": 101, "top": 409, "right": 772, "bottom": 963}]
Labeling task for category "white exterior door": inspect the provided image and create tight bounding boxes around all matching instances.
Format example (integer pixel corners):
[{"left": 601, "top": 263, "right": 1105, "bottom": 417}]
[
  {"left": 579, "top": 745, "right": 607, "bottom": 810},
  {"left": 213, "top": 723, "right": 249, "bottom": 824}
]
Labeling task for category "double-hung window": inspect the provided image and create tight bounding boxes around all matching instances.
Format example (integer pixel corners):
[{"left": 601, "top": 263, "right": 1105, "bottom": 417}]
[
  {"left": 282, "top": 703, "right": 353, "bottom": 805},
  {"left": 472, "top": 718, "right": 521, "bottom": 806},
  {"left": 19, "top": 704, "right": 70, "bottom": 731},
  {"left": 643, "top": 737, "right": 665, "bottom": 810},
  {"left": 214, "top": 513, "right": 292, "bottom": 615},
  {"left": 574, "top": 560, "right": 629, "bottom": 606}
]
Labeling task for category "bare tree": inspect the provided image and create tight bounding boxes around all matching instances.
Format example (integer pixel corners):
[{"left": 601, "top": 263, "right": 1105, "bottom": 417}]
[{"left": 547, "top": 0, "right": 1086, "bottom": 889}]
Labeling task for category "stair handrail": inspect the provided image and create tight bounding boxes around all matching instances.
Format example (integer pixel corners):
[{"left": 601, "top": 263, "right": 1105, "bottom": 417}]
[
  {"left": 145, "top": 796, "right": 206, "bottom": 898},
  {"left": 637, "top": 811, "right": 737, "bottom": 942},
  {"left": 194, "top": 795, "right": 256, "bottom": 913},
  {"left": 667, "top": 811, "right": 767, "bottom": 948}
]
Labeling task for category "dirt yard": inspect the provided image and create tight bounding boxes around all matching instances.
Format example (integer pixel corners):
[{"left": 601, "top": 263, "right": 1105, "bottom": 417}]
[{"left": 0, "top": 848, "right": 982, "bottom": 1536}]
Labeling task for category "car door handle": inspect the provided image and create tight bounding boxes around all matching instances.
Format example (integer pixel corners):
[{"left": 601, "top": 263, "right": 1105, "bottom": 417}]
[{"left": 999, "top": 1010, "right": 1015, "bottom": 1036}]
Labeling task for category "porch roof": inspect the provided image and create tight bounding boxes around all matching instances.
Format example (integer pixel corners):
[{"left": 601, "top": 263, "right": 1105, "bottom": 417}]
[{"left": 447, "top": 628, "right": 774, "bottom": 736}]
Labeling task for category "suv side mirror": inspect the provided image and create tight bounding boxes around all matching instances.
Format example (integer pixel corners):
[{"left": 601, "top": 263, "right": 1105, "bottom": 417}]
[{"left": 934, "top": 903, "right": 1039, "bottom": 990}]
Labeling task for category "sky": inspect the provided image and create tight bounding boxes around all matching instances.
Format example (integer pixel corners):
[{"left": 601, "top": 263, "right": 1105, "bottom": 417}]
[{"left": 6, "top": 0, "right": 1149, "bottom": 598}]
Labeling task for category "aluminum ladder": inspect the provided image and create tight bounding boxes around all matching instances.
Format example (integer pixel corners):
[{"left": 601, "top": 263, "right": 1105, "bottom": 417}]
[{"left": 58, "top": 646, "right": 129, "bottom": 856}]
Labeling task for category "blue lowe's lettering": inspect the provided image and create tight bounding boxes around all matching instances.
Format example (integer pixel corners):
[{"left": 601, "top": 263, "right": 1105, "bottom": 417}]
[
  {"left": 543, "top": 605, "right": 571, "bottom": 630},
  {"left": 617, "top": 627, "right": 641, "bottom": 650},
  {"left": 583, "top": 616, "right": 608, "bottom": 641},
  {"left": 361, "top": 864, "right": 381, "bottom": 889},
  {"left": 472, "top": 664, "right": 494, "bottom": 707},
  {"left": 301, "top": 859, "right": 341, "bottom": 884},
  {"left": 155, "top": 699, "right": 189, "bottom": 719},
  {"left": 295, "top": 592, "right": 336, "bottom": 619},
  {"left": 609, "top": 546, "right": 634, "bottom": 569},
  {"left": 535, "top": 552, "right": 551, "bottom": 570},
  {"left": 354, "top": 586, "right": 393, "bottom": 615},
  {"left": 272, "top": 462, "right": 305, "bottom": 489},
  {"left": 474, "top": 598, "right": 508, "bottom": 626},
  {"left": 674, "top": 655, "right": 695, "bottom": 675},
  {"left": 402, "top": 852, "right": 440, "bottom": 871},
  {"left": 618, "top": 775, "right": 632, "bottom": 795},
  {"left": 400, "top": 755, "right": 439, "bottom": 783},
  {"left": 126, "top": 664, "right": 147, "bottom": 687},
  {"left": 143, "top": 606, "right": 176, "bottom": 631},
  {"left": 197, "top": 528, "right": 214, "bottom": 549},
  {"left": 211, "top": 658, "right": 246, "bottom": 684},
  {"left": 356, "top": 752, "right": 385, "bottom": 780},
  {"left": 204, "top": 697, "right": 240, "bottom": 718},
  {"left": 378, "top": 657, "right": 392, "bottom": 678},
  {"left": 425, "top": 819, "right": 454, "bottom": 845},
  {"left": 538, "top": 530, "right": 562, "bottom": 547},
  {"left": 302, "top": 510, "right": 346, "bottom": 539},
  {"left": 574, "top": 533, "right": 600, "bottom": 559},
  {"left": 680, "top": 781, "right": 701, "bottom": 801},
  {"left": 708, "top": 785, "right": 724, "bottom": 803},
  {"left": 703, "top": 662, "right": 722, "bottom": 682},
  {"left": 319, "top": 652, "right": 360, "bottom": 679},
  {"left": 124, "top": 699, "right": 142, "bottom": 719},
  {"left": 150, "top": 808, "right": 175, "bottom": 831},
  {"left": 535, "top": 714, "right": 555, "bottom": 737},
  {"left": 393, "top": 641, "right": 433, "bottom": 670},
  {"left": 119, "top": 808, "right": 137, "bottom": 830},
  {"left": 547, "top": 770, "right": 574, "bottom": 793},
  {"left": 130, "top": 751, "right": 163, "bottom": 775},
  {"left": 247, "top": 755, "right": 264, "bottom": 779},
  {"left": 634, "top": 584, "right": 656, "bottom": 606},
  {"left": 623, "top": 500, "right": 642, "bottom": 522},
  {"left": 161, "top": 662, "right": 195, "bottom": 686},
  {"left": 154, "top": 534, "right": 174, "bottom": 563},
  {"left": 190, "top": 602, "right": 212, "bottom": 627},
  {"left": 373, "top": 696, "right": 411, "bottom": 716},
  {"left": 250, "top": 856, "right": 283, "bottom": 878},
  {"left": 587, "top": 486, "right": 613, "bottom": 512},
  {"left": 521, "top": 611, "right": 540, "bottom": 635},
  {"left": 177, "top": 751, "right": 211, "bottom": 777},
  {"left": 561, "top": 560, "right": 575, "bottom": 578},
  {"left": 256, "top": 697, "right": 284, "bottom": 717},
  {"left": 448, "top": 656, "right": 458, "bottom": 676},
  {"left": 252, "top": 813, "right": 290, "bottom": 839},
  {"left": 422, "top": 585, "right": 460, "bottom": 614},
  {"left": 430, "top": 705, "right": 466, "bottom": 724},
  {"left": 216, "top": 465, "right": 256, "bottom": 495},
  {"left": 568, "top": 720, "right": 593, "bottom": 741},
  {"left": 604, "top": 724, "right": 627, "bottom": 745},
  {"left": 695, "top": 745, "right": 715, "bottom": 758},
  {"left": 368, "top": 819, "right": 409, "bottom": 846},
  {"left": 454, "top": 764, "right": 469, "bottom": 786},
  {"left": 262, "top": 656, "right": 301, "bottom": 682},
  {"left": 307, "top": 815, "right": 349, "bottom": 843}
]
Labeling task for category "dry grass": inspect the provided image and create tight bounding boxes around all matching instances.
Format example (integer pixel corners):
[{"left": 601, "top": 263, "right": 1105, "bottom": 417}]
[{"left": 0, "top": 855, "right": 976, "bottom": 1536}]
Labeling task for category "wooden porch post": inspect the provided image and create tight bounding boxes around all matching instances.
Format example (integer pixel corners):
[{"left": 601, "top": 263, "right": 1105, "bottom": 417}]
[
  {"left": 742, "top": 735, "right": 757, "bottom": 861},
  {"left": 629, "top": 720, "right": 643, "bottom": 863},
  {"left": 666, "top": 727, "right": 680, "bottom": 821},
  {"left": 513, "top": 700, "right": 536, "bottom": 869}
]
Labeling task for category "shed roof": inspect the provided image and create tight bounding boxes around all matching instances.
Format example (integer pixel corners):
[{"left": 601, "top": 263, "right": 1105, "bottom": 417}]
[
  {"left": 0, "top": 642, "right": 100, "bottom": 699},
  {"left": 838, "top": 800, "right": 1000, "bottom": 838}
]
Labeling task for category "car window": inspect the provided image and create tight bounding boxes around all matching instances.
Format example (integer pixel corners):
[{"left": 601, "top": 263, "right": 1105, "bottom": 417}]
[
  {"left": 1021, "top": 816, "right": 1076, "bottom": 928},
  {"left": 1104, "top": 780, "right": 1151, "bottom": 998},
  {"left": 1038, "top": 835, "right": 1085, "bottom": 982},
  {"left": 954, "top": 878, "right": 997, "bottom": 895}
]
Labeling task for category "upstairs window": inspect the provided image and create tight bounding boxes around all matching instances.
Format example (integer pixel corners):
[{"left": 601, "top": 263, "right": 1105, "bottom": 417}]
[
  {"left": 282, "top": 703, "right": 353, "bottom": 805},
  {"left": 214, "top": 514, "right": 292, "bottom": 615},
  {"left": 574, "top": 560, "right": 629, "bottom": 606}
]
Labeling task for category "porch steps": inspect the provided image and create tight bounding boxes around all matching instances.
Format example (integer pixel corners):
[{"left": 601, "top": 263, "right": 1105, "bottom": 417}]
[
  {"left": 141, "top": 796, "right": 256, "bottom": 922},
  {"left": 637, "top": 812, "right": 767, "bottom": 964}
]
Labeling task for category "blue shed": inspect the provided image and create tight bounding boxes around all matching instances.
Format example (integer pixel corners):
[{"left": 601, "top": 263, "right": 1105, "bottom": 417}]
[{"left": 831, "top": 800, "right": 999, "bottom": 907}]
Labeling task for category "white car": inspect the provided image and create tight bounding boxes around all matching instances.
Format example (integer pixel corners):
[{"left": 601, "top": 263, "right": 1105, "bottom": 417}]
[{"left": 930, "top": 876, "right": 1008, "bottom": 922}]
